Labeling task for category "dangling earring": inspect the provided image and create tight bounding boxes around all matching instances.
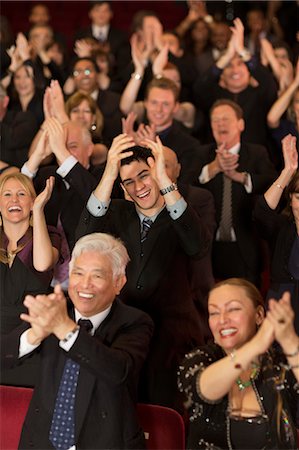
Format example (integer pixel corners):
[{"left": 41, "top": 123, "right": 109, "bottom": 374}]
[
  {"left": 91, "top": 123, "right": 97, "bottom": 131},
  {"left": 29, "top": 212, "right": 33, "bottom": 227},
  {"left": 0, "top": 214, "right": 2, "bottom": 227}
]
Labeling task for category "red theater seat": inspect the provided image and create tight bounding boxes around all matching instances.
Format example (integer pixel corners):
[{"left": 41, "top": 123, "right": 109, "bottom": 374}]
[
  {"left": 137, "top": 403, "right": 186, "bottom": 450},
  {"left": 0, "top": 385, "right": 33, "bottom": 450}
]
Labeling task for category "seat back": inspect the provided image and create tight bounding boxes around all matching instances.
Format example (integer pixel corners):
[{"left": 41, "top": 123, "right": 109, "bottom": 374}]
[
  {"left": 0, "top": 385, "right": 33, "bottom": 450},
  {"left": 137, "top": 403, "right": 185, "bottom": 450}
]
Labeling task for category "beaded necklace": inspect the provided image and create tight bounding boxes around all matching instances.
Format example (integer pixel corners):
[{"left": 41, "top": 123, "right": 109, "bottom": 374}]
[{"left": 236, "top": 364, "right": 260, "bottom": 391}]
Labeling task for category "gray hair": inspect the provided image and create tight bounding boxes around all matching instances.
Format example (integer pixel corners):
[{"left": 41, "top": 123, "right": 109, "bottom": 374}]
[{"left": 70, "top": 233, "right": 130, "bottom": 279}]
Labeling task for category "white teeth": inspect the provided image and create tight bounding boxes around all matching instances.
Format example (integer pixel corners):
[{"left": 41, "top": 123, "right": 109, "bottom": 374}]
[
  {"left": 78, "top": 292, "right": 94, "bottom": 299},
  {"left": 220, "top": 328, "right": 237, "bottom": 336},
  {"left": 8, "top": 206, "right": 21, "bottom": 212},
  {"left": 138, "top": 191, "right": 149, "bottom": 198}
]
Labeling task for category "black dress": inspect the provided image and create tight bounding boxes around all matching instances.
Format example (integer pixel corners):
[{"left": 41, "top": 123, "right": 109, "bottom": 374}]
[
  {"left": 178, "top": 344, "right": 298, "bottom": 449},
  {"left": 0, "top": 226, "right": 61, "bottom": 386}
]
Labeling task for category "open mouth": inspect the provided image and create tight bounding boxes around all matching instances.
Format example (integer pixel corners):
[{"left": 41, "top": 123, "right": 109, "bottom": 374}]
[
  {"left": 8, "top": 206, "right": 22, "bottom": 212},
  {"left": 137, "top": 190, "right": 150, "bottom": 200},
  {"left": 78, "top": 292, "right": 94, "bottom": 299},
  {"left": 220, "top": 328, "right": 237, "bottom": 337}
]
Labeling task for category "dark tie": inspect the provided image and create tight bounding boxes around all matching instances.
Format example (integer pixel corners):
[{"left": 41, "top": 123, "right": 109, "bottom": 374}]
[
  {"left": 218, "top": 174, "right": 233, "bottom": 242},
  {"left": 78, "top": 318, "right": 93, "bottom": 333},
  {"left": 140, "top": 218, "right": 153, "bottom": 243},
  {"left": 49, "top": 320, "right": 92, "bottom": 449}
]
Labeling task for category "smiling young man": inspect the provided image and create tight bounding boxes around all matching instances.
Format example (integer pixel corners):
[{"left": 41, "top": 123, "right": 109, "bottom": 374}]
[{"left": 76, "top": 133, "right": 211, "bottom": 410}]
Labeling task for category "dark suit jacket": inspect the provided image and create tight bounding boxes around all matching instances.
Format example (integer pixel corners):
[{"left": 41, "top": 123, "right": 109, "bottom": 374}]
[
  {"left": 77, "top": 199, "right": 211, "bottom": 353},
  {"left": 178, "top": 184, "right": 215, "bottom": 333},
  {"left": 96, "top": 89, "right": 123, "bottom": 145},
  {"left": 160, "top": 120, "right": 202, "bottom": 185},
  {"left": 76, "top": 197, "right": 211, "bottom": 406},
  {"left": 254, "top": 195, "right": 299, "bottom": 333},
  {"left": 2, "top": 299, "right": 153, "bottom": 450},
  {"left": 1, "top": 110, "right": 38, "bottom": 168},
  {"left": 33, "top": 162, "right": 104, "bottom": 250},
  {"left": 194, "top": 142, "right": 277, "bottom": 275}
]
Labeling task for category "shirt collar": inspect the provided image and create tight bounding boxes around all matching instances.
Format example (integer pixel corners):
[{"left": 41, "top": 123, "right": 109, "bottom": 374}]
[
  {"left": 92, "top": 24, "right": 109, "bottom": 38},
  {"left": 226, "top": 142, "right": 241, "bottom": 155},
  {"left": 75, "top": 305, "right": 112, "bottom": 335},
  {"left": 136, "top": 204, "right": 165, "bottom": 225}
]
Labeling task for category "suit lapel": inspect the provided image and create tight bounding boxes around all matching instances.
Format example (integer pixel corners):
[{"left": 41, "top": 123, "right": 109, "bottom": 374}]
[{"left": 138, "top": 208, "right": 169, "bottom": 272}]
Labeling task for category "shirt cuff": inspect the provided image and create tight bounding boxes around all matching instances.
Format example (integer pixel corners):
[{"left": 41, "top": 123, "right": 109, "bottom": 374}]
[
  {"left": 87, "top": 192, "right": 110, "bottom": 217},
  {"left": 21, "top": 163, "right": 36, "bottom": 179},
  {"left": 166, "top": 197, "right": 187, "bottom": 220},
  {"left": 56, "top": 156, "right": 78, "bottom": 178},
  {"left": 199, "top": 165, "right": 210, "bottom": 184},
  {"left": 19, "top": 329, "right": 40, "bottom": 358},
  {"left": 59, "top": 329, "right": 79, "bottom": 351}
]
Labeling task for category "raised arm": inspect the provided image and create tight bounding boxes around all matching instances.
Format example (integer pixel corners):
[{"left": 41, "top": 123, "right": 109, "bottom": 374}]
[
  {"left": 142, "top": 136, "right": 182, "bottom": 206},
  {"left": 93, "top": 134, "right": 135, "bottom": 202},
  {"left": 25, "top": 127, "right": 53, "bottom": 175},
  {"left": 199, "top": 318, "right": 274, "bottom": 401},
  {"left": 32, "top": 176, "right": 59, "bottom": 271},
  {"left": 267, "top": 292, "right": 299, "bottom": 383},
  {"left": 264, "top": 134, "right": 298, "bottom": 209},
  {"left": 119, "top": 34, "right": 149, "bottom": 115},
  {"left": 267, "top": 59, "right": 299, "bottom": 128}
]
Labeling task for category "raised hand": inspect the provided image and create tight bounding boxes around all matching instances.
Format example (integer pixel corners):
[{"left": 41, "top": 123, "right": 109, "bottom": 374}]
[
  {"left": 231, "top": 18, "right": 245, "bottom": 55},
  {"left": 74, "top": 39, "right": 93, "bottom": 58},
  {"left": 21, "top": 284, "right": 74, "bottom": 340},
  {"left": 16, "top": 32, "right": 31, "bottom": 61},
  {"left": 141, "top": 136, "right": 170, "bottom": 186},
  {"left": 282, "top": 134, "right": 298, "bottom": 173},
  {"left": 267, "top": 292, "right": 297, "bottom": 349},
  {"left": 32, "top": 176, "right": 55, "bottom": 212},
  {"left": 135, "top": 123, "right": 156, "bottom": 144},
  {"left": 48, "top": 80, "right": 69, "bottom": 124},
  {"left": 122, "top": 112, "right": 137, "bottom": 138},
  {"left": 105, "top": 133, "right": 135, "bottom": 180},
  {"left": 130, "top": 33, "right": 149, "bottom": 74},
  {"left": 152, "top": 44, "right": 169, "bottom": 76}
]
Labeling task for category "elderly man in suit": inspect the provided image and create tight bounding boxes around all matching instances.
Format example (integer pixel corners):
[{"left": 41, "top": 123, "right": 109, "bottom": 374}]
[
  {"left": 76, "top": 133, "right": 211, "bottom": 410},
  {"left": 2, "top": 232, "right": 153, "bottom": 450},
  {"left": 195, "top": 98, "right": 277, "bottom": 286}
]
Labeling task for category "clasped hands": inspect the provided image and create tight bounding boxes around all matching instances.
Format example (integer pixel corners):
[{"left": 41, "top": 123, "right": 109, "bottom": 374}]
[
  {"left": 253, "top": 292, "right": 297, "bottom": 355},
  {"left": 215, "top": 143, "right": 241, "bottom": 181},
  {"left": 20, "top": 284, "right": 75, "bottom": 346}
]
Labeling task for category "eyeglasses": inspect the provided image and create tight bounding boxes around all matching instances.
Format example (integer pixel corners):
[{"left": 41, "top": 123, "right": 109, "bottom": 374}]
[{"left": 73, "top": 68, "right": 94, "bottom": 77}]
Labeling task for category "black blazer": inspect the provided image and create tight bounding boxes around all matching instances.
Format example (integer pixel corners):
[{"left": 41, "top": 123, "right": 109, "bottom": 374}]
[
  {"left": 76, "top": 199, "right": 211, "bottom": 355},
  {"left": 2, "top": 299, "right": 153, "bottom": 450}
]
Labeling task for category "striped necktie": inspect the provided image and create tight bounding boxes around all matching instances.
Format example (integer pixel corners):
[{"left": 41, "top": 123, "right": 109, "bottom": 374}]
[
  {"left": 218, "top": 174, "right": 233, "bottom": 242},
  {"left": 140, "top": 218, "right": 153, "bottom": 243}
]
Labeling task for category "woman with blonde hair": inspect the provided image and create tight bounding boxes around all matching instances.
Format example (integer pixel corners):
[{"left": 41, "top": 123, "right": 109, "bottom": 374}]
[{"left": 0, "top": 172, "right": 61, "bottom": 385}]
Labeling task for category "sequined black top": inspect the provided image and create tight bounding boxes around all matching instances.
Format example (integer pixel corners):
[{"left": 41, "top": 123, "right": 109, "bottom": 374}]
[{"left": 178, "top": 344, "right": 298, "bottom": 449}]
